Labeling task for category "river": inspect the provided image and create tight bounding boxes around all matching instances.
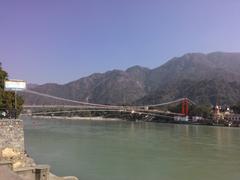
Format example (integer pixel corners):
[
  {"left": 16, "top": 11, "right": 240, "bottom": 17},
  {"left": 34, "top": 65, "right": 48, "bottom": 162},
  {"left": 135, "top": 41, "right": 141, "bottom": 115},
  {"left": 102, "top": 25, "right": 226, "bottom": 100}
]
[{"left": 22, "top": 116, "right": 240, "bottom": 180}]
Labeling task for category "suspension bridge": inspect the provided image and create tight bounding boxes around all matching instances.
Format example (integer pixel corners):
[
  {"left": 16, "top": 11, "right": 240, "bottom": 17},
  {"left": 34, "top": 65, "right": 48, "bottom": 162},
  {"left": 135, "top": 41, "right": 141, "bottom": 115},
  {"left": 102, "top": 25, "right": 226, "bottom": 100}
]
[{"left": 21, "top": 89, "right": 196, "bottom": 121}]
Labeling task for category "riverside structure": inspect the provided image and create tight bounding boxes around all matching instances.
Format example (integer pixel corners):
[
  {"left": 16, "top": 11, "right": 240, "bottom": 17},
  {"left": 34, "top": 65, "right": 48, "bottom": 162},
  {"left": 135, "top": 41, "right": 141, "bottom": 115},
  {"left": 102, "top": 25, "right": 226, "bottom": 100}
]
[{"left": 0, "top": 119, "right": 78, "bottom": 180}]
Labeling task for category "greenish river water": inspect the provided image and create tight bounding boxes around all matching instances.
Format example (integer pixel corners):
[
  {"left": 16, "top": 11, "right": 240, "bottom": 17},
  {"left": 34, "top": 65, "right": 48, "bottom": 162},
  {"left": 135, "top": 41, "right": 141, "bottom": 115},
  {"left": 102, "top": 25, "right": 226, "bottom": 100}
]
[{"left": 23, "top": 116, "right": 240, "bottom": 180}]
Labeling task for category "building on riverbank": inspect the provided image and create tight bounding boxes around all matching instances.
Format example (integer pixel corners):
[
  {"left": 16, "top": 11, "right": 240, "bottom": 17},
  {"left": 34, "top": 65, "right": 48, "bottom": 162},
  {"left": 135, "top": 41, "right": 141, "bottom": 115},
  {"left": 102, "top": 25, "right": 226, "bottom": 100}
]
[
  {"left": 211, "top": 105, "right": 240, "bottom": 126},
  {"left": 224, "top": 114, "right": 240, "bottom": 127},
  {"left": 174, "top": 116, "right": 189, "bottom": 122}
]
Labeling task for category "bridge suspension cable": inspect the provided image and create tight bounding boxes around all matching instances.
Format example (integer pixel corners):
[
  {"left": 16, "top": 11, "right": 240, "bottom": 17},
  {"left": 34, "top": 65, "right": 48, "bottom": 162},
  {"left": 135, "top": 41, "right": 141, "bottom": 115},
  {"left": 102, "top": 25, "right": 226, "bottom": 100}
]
[
  {"left": 136, "top": 98, "right": 195, "bottom": 109},
  {"left": 139, "top": 98, "right": 183, "bottom": 108},
  {"left": 23, "top": 89, "right": 196, "bottom": 109},
  {"left": 23, "top": 89, "right": 119, "bottom": 108}
]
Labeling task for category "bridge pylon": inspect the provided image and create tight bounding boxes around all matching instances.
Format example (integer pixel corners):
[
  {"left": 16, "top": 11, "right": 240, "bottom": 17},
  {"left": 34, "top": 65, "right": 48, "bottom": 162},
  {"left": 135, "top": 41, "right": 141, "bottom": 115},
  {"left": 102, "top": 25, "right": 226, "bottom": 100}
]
[{"left": 181, "top": 98, "right": 189, "bottom": 116}]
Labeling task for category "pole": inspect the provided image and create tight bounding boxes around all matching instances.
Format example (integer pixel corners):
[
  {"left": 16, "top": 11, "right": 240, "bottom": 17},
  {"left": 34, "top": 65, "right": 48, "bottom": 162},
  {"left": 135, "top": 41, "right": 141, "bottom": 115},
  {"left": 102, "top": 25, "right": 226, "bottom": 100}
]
[
  {"left": 15, "top": 91, "right": 17, "bottom": 119},
  {"left": 185, "top": 99, "right": 188, "bottom": 116},
  {"left": 181, "top": 99, "right": 185, "bottom": 115}
]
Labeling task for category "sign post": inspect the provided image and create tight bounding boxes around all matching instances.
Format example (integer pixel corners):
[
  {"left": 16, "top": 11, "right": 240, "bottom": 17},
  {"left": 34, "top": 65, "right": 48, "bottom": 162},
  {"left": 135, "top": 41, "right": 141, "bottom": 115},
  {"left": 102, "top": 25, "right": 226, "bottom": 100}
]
[
  {"left": 4, "top": 80, "right": 26, "bottom": 118},
  {"left": 15, "top": 91, "right": 17, "bottom": 109}
]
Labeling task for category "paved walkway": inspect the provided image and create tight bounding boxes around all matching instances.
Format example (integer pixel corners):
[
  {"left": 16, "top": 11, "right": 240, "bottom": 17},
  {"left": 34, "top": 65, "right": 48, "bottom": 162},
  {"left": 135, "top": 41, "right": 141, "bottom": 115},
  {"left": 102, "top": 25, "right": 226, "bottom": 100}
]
[{"left": 0, "top": 166, "right": 23, "bottom": 180}]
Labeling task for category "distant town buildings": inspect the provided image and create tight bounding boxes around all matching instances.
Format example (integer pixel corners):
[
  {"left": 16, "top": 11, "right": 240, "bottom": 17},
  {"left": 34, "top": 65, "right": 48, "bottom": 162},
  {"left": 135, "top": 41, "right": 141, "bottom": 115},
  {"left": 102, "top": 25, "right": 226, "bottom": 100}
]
[
  {"left": 173, "top": 105, "right": 240, "bottom": 127},
  {"left": 213, "top": 105, "right": 240, "bottom": 126}
]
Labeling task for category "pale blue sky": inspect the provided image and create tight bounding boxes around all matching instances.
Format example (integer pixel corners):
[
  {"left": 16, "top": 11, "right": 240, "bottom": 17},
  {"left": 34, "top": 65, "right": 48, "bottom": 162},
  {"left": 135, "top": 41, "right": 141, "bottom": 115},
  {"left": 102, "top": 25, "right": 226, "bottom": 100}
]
[{"left": 1, "top": 0, "right": 240, "bottom": 84}]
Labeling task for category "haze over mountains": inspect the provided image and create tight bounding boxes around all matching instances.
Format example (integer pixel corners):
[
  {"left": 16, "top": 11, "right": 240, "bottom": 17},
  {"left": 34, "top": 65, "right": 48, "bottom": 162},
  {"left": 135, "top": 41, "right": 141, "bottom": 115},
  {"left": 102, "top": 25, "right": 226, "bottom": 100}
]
[{"left": 23, "top": 52, "right": 240, "bottom": 106}]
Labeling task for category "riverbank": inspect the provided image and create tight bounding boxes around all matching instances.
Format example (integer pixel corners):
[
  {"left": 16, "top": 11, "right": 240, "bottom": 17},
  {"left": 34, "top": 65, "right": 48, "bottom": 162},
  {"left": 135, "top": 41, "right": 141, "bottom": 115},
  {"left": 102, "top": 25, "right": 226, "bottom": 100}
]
[
  {"left": 32, "top": 115, "right": 124, "bottom": 121},
  {"left": 30, "top": 115, "right": 239, "bottom": 128}
]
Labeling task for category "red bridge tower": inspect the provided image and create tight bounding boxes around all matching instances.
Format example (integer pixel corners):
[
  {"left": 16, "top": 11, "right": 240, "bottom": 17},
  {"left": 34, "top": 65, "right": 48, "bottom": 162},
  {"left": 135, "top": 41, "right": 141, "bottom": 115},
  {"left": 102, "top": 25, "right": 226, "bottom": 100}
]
[{"left": 181, "top": 98, "right": 189, "bottom": 116}]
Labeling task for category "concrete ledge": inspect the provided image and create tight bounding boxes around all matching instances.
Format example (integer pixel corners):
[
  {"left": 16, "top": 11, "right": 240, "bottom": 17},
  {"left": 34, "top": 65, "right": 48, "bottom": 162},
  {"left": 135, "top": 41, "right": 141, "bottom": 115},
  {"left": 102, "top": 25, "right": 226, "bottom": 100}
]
[
  {"left": 15, "top": 165, "right": 50, "bottom": 180},
  {"left": 14, "top": 166, "right": 36, "bottom": 172},
  {"left": 0, "top": 166, "right": 23, "bottom": 180},
  {"left": 49, "top": 174, "right": 79, "bottom": 180},
  {"left": 62, "top": 176, "right": 79, "bottom": 180},
  {"left": 0, "top": 160, "right": 13, "bottom": 170}
]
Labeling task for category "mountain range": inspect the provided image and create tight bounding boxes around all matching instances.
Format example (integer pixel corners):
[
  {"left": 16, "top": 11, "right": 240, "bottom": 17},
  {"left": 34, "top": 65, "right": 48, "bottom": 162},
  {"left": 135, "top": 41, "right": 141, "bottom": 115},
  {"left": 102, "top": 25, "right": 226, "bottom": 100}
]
[{"left": 22, "top": 52, "right": 240, "bottom": 106}]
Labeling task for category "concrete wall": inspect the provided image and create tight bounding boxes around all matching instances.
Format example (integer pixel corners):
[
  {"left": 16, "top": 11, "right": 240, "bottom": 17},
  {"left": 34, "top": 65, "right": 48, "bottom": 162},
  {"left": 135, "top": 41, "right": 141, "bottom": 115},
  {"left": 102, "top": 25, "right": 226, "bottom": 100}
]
[
  {"left": 0, "top": 119, "right": 24, "bottom": 152},
  {"left": 0, "top": 119, "right": 27, "bottom": 169}
]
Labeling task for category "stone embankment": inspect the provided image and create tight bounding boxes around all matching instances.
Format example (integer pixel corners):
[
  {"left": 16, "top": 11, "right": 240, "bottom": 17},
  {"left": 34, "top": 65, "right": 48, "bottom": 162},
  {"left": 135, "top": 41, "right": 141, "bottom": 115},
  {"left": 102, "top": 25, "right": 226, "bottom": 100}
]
[{"left": 0, "top": 119, "right": 78, "bottom": 180}]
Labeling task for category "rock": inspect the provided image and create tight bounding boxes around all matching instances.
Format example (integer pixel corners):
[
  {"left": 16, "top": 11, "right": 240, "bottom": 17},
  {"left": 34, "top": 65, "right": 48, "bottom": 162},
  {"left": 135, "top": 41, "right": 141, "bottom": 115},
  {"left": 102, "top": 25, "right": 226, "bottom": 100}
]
[
  {"left": 13, "top": 161, "right": 23, "bottom": 169},
  {"left": 63, "top": 176, "right": 79, "bottom": 180},
  {"left": 2, "top": 148, "right": 20, "bottom": 158},
  {"left": 49, "top": 173, "right": 79, "bottom": 180}
]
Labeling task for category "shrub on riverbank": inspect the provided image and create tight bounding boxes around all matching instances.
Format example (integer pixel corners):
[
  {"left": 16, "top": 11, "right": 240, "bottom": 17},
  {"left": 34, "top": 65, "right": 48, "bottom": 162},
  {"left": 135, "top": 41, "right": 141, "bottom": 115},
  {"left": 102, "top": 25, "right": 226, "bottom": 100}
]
[{"left": 0, "top": 63, "right": 24, "bottom": 117}]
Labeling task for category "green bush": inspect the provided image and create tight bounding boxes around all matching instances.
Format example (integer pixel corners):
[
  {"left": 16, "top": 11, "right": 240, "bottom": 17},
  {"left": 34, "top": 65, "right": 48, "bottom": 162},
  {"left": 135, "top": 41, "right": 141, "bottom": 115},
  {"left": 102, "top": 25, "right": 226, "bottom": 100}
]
[{"left": 0, "top": 64, "right": 24, "bottom": 117}]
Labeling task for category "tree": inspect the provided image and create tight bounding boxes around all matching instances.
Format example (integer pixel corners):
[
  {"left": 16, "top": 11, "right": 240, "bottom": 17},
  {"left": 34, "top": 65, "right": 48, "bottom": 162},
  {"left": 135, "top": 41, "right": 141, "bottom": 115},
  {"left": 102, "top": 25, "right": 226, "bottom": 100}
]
[
  {"left": 189, "top": 105, "right": 212, "bottom": 118},
  {"left": 0, "top": 64, "right": 24, "bottom": 117},
  {"left": 231, "top": 102, "right": 240, "bottom": 114},
  {"left": 168, "top": 103, "right": 212, "bottom": 118}
]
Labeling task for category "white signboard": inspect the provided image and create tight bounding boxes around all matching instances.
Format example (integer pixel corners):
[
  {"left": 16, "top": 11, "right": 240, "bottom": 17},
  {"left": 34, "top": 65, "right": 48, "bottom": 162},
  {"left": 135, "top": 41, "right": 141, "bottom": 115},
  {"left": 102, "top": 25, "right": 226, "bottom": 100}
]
[{"left": 4, "top": 80, "right": 26, "bottom": 91}]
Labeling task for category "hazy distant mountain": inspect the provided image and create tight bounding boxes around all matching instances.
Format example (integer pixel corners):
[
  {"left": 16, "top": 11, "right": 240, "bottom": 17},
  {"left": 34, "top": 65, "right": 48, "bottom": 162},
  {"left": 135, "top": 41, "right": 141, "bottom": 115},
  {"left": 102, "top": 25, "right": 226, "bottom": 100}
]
[
  {"left": 23, "top": 52, "right": 240, "bottom": 105},
  {"left": 138, "top": 52, "right": 240, "bottom": 105},
  {"left": 26, "top": 83, "right": 39, "bottom": 89},
  {"left": 24, "top": 66, "right": 150, "bottom": 105}
]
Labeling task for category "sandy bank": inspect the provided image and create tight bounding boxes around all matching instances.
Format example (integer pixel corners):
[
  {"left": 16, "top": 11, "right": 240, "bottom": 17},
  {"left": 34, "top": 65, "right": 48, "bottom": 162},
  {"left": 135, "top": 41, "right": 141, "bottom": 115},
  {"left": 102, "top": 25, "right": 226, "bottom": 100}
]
[{"left": 31, "top": 115, "right": 124, "bottom": 121}]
